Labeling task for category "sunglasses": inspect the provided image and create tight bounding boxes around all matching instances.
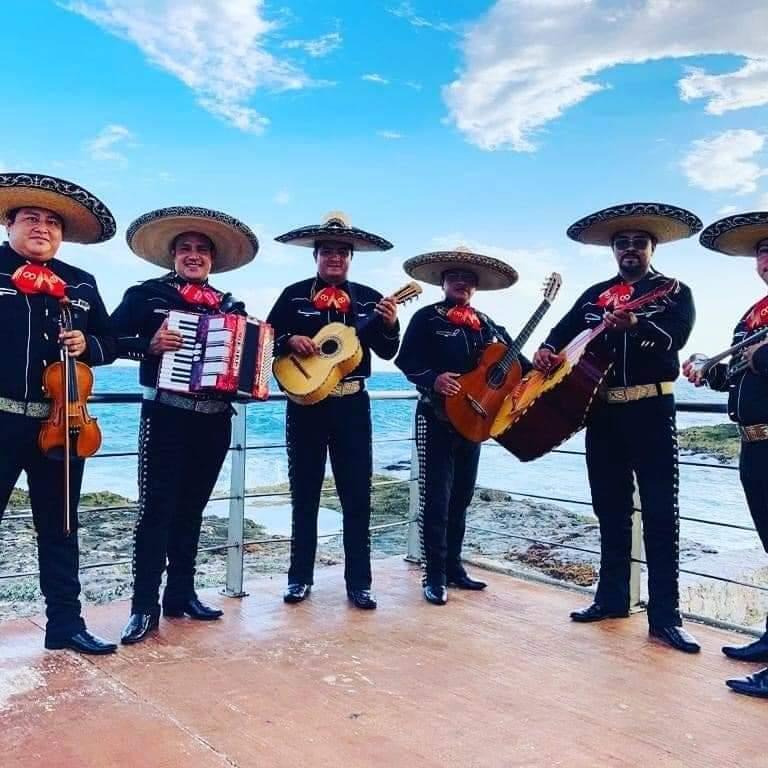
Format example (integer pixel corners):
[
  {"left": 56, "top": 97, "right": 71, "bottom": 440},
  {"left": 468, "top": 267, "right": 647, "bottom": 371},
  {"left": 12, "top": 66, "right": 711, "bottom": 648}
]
[{"left": 613, "top": 236, "right": 651, "bottom": 251}]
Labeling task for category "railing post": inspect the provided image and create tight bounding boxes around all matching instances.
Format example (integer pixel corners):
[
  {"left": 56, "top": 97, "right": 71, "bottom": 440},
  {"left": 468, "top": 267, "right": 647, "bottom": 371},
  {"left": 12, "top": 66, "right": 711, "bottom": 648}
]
[
  {"left": 405, "top": 420, "right": 421, "bottom": 563},
  {"left": 630, "top": 478, "right": 644, "bottom": 611},
  {"left": 223, "top": 403, "right": 248, "bottom": 598}
]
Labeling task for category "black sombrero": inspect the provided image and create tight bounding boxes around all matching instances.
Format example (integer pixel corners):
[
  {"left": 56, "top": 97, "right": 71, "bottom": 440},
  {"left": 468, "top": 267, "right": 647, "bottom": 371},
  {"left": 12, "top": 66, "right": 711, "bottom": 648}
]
[
  {"left": 0, "top": 172, "right": 116, "bottom": 244},
  {"left": 275, "top": 211, "right": 392, "bottom": 251},
  {"left": 403, "top": 246, "right": 518, "bottom": 291},
  {"left": 567, "top": 202, "right": 702, "bottom": 246},
  {"left": 700, "top": 212, "right": 768, "bottom": 257},
  {"left": 127, "top": 206, "right": 259, "bottom": 273}
]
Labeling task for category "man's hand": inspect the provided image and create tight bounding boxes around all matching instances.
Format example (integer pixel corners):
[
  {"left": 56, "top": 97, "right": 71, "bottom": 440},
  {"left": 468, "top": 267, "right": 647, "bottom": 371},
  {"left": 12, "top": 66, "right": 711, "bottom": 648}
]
[
  {"left": 533, "top": 347, "right": 565, "bottom": 374},
  {"left": 604, "top": 309, "right": 637, "bottom": 331},
  {"left": 434, "top": 371, "right": 461, "bottom": 397},
  {"left": 374, "top": 297, "right": 398, "bottom": 328},
  {"left": 287, "top": 335, "right": 319, "bottom": 357},
  {"left": 149, "top": 319, "right": 184, "bottom": 355},
  {"left": 59, "top": 330, "right": 87, "bottom": 358},
  {"left": 682, "top": 354, "right": 707, "bottom": 387}
]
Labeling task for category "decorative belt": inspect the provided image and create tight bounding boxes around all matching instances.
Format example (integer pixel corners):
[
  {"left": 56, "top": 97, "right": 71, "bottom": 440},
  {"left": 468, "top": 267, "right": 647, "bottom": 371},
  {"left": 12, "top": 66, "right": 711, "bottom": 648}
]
[
  {"left": 143, "top": 388, "right": 231, "bottom": 414},
  {"left": 0, "top": 397, "right": 50, "bottom": 418},
  {"left": 601, "top": 381, "right": 675, "bottom": 404},
  {"left": 328, "top": 380, "right": 363, "bottom": 397},
  {"left": 739, "top": 424, "right": 768, "bottom": 443}
]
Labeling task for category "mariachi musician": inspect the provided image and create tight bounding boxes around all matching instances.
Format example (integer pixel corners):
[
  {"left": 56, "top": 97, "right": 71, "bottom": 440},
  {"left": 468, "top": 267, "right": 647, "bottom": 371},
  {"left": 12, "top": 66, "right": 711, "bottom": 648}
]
[
  {"left": 396, "top": 247, "right": 524, "bottom": 604},
  {"left": 685, "top": 212, "right": 768, "bottom": 697},
  {"left": 267, "top": 212, "right": 399, "bottom": 610},
  {"left": 0, "top": 173, "right": 118, "bottom": 654},
  {"left": 110, "top": 207, "right": 258, "bottom": 644},
  {"left": 533, "top": 203, "right": 702, "bottom": 653}
]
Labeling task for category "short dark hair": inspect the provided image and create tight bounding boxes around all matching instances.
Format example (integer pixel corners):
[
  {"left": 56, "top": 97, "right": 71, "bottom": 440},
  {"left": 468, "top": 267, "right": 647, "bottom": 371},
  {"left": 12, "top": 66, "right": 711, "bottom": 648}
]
[
  {"left": 170, "top": 231, "right": 216, "bottom": 256},
  {"left": 5, "top": 207, "right": 65, "bottom": 232}
]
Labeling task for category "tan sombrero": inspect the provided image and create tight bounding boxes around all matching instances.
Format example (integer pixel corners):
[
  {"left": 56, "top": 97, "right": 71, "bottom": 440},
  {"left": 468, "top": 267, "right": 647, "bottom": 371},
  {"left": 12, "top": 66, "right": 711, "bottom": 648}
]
[
  {"left": 275, "top": 211, "right": 392, "bottom": 251},
  {"left": 0, "top": 172, "right": 116, "bottom": 244},
  {"left": 700, "top": 212, "right": 768, "bottom": 257},
  {"left": 127, "top": 206, "right": 259, "bottom": 273},
  {"left": 567, "top": 202, "right": 702, "bottom": 246},
  {"left": 403, "top": 246, "right": 518, "bottom": 291}
]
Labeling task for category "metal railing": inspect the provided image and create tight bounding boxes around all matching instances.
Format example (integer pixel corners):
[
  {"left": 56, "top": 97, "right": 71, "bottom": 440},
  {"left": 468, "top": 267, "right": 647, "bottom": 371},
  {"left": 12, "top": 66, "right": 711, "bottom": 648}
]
[{"left": 1, "top": 390, "right": 764, "bottom": 634}]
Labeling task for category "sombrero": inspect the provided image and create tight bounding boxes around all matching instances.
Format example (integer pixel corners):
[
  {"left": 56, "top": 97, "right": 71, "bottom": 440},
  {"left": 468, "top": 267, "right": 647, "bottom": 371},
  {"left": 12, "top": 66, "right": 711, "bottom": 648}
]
[
  {"left": 403, "top": 246, "right": 518, "bottom": 291},
  {"left": 0, "top": 172, "right": 116, "bottom": 244},
  {"left": 275, "top": 211, "right": 392, "bottom": 251},
  {"left": 127, "top": 206, "right": 259, "bottom": 273},
  {"left": 699, "top": 212, "right": 768, "bottom": 257},
  {"left": 567, "top": 202, "right": 702, "bottom": 246}
]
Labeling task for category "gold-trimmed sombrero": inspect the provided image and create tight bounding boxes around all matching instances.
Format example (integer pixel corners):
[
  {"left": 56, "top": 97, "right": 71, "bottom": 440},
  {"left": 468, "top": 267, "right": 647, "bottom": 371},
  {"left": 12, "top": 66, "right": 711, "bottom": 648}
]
[
  {"left": 127, "top": 206, "right": 259, "bottom": 273},
  {"left": 699, "top": 212, "right": 768, "bottom": 257},
  {"left": 275, "top": 211, "right": 392, "bottom": 252},
  {"left": 0, "top": 172, "right": 116, "bottom": 244},
  {"left": 567, "top": 202, "right": 702, "bottom": 246},
  {"left": 403, "top": 246, "right": 518, "bottom": 291}
]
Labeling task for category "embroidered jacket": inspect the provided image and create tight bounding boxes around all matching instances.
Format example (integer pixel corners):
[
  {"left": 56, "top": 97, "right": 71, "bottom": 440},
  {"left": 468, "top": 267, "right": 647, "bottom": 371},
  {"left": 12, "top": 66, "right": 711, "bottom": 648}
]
[
  {"left": 541, "top": 268, "right": 695, "bottom": 388},
  {"left": 266, "top": 276, "right": 401, "bottom": 381},
  {"left": 0, "top": 241, "right": 116, "bottom": 403}
]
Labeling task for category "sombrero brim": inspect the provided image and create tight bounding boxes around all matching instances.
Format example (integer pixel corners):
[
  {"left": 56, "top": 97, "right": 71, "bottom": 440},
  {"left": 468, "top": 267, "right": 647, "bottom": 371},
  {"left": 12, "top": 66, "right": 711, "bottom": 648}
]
[
  {"left": 0, "top": 172, "right": 115, "bottom": 244},
  {"left": 127, "top": 207, "right": 259, "bottom": 273},
  {"left": 700, "top": 212, "right": 768, "bottom": 257},
  {"left": 567, "top": 202, "right": 702, "bottom": 246},
  {"left": 275, "top": 224, "right": 392, "bottom": 252},
  {"left": 403, "top": 250, "right": 518, "bottom": 291}
]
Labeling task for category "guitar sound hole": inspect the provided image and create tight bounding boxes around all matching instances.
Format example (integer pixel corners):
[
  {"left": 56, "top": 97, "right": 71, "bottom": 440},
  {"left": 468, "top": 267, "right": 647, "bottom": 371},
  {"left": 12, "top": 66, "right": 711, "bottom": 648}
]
[
  {"left": 320, "top": 338, "right": 339, "bottom": 356},
  {"left": 486, "top": 367, "right": 506, "bottom": 389}
]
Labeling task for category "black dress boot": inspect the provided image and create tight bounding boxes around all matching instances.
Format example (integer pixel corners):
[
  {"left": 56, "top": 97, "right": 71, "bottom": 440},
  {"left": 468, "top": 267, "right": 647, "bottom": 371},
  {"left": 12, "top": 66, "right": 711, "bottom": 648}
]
[
  {"left": 649, "top": 625, "right": 701, "bottom": 654},
  {"left": 163, "top": 597, "right": 223, "bottom": 620},
  {"left": 726, "top": 666, "right": 768, "bottom": 698},
  {"left": 283, "top": 583, "right": 311, "bottom": 604},
  {"left": 447, "top": 571, "right": 488, "bottom": 590},
  {"left": 423, "top": 584, "right": 448, "bottom": 605},
  {"left": 570, "top": 603, "right": 630, "bottom": 623},
  {"left": 121, "top": 613, "right": 160, "bottom": 645},
  {"left": 722, "top": 618, "right": 768, "bottom": 662},
  {"left": 347, "top": 588, "right": 377, "bottom": 610},
  {"left": 46, "top": 629, "right": 117, "bottom": 655}
]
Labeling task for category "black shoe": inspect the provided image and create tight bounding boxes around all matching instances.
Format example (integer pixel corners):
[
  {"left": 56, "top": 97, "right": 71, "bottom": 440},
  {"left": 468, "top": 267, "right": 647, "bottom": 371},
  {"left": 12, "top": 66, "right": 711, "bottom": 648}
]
[
  {"left": 726, "top": 666, "right": 768, "bottom": 698},
  {"left": 448, "top": 573, "right": 488, "bottom": 590},
  {"left": 163, "top": 597, "right": 223, "bottom": 621},
  {"left": 423, "top": 584, "right": 448, "bottom": 605},
  {"left": 722, "top": 633, "right": 768, "bottom": 663},
  {"left": 121, "top": 613, "right": 160, "bottom": 645},
  {"left": 347, "top": 588, "right": 377, "bottom": 610},
  {"left": 649, "top": 625, "right": 701, "bottom": 654},
  {"left": 45, "top": 629, "right": 117, "bottom": 655},
  {"left": 283, "top": 583, "right": 311, "bottom": 604},
  {"left": 570, "top": 603, "right": 629, "bottom": 623}
]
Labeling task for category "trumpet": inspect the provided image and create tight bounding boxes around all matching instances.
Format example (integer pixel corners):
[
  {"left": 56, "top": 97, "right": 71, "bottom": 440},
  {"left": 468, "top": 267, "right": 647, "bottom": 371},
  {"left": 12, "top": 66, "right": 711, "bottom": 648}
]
[{"left": 689, "top": 326, "right": 768, "bottom": 381}]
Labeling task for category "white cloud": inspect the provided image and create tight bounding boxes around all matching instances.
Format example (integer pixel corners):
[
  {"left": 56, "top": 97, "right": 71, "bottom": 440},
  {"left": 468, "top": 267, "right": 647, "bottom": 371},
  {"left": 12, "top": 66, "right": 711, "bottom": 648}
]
[
  {"left": 274, "top": 189, "right": 291, "bottom": 205},
  {"left": 377, "top": 131, "right": 403, "bottom": 140},
  {"left": 62, "top": 0, "right": 315, "bottom": 134},
  {"left": 445, "top": 0, "right": 768, "bottom": 152},
  {"left": 681, "top": 129, "right": 766, "bottom": 194},
  {"left": 758, "top": 194, "right": 768, "bottom": 210},
  {"left": 85, "top": 124, "right": 134, "bottom": 162},
  {"left": 405, "top": 81, "right": 423, "bottom": 91},
  {"left": 362, "top": 73, "right": 389, "bottom": 85},
  {"left": 717, "top": 205, "right": 739, "bottom": 216},
  {"left": 282, "top": 31, "right": 342, "bottom": 58},
  {"left": 387, "top": 2, "right": 454, "bottom": 32}
]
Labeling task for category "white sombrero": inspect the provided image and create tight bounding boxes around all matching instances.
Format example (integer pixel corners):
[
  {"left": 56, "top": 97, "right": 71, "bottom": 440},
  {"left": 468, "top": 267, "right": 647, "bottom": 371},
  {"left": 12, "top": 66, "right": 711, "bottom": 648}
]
[
  {"left": 0, "top": 172, "right": 116, "bottom": 244},
  {"left": 567, "top": 202, "right": 702, "bottom": 246},
  {"left": 403, "top": 246, "right": 518, "bottom": 291},
  {"left": 275, "top": 211, "right": 393, "bottom": 252},
  {"left": 127, "top": 206, "right": 259, "bottom": 273},
  {"left": 699, "top": 212, "right": 768, "bottom": 257}
]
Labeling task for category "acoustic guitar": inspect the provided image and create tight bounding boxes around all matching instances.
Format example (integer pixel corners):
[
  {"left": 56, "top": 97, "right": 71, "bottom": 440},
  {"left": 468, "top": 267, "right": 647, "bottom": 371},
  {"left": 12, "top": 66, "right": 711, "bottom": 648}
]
[
  {"left": 491, "top": 278, "right": 679, "bottom": 461},
  {"left": 445, "top": 273, "right": 562, "bottom": 443},
  {"left": 273, "top": 282, "right": 422, "bottom": 405}
]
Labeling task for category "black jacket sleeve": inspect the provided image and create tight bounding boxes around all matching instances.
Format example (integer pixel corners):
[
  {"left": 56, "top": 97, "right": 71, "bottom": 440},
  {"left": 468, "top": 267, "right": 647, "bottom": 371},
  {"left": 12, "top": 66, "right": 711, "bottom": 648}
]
[
  {"left": 541, "top": 288, "right": 593, "bottom": 352},
  {"left": 109, "top": 285, "right": 154, "bottom": 362},
  {"left": 630, "top": 283, "right": 695, "bottom": 352},
  {"left": 81, "top": 276, "right": 118, "bottom": 367},
  {"left": 358, "top": 289, "right": 400, "bottom": 361},
  {"left": 395, "top": 310, "right": 438, "bottom": 391},
  {"left": 266, "top": 288, "right": 293, "bottom": 356}
]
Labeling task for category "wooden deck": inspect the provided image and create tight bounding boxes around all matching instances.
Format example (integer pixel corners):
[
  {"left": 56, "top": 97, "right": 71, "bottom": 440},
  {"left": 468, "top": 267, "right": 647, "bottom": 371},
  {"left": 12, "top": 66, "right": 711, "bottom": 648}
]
[{"left": 1, "top": 557, "right": 763, "bottom": 768}]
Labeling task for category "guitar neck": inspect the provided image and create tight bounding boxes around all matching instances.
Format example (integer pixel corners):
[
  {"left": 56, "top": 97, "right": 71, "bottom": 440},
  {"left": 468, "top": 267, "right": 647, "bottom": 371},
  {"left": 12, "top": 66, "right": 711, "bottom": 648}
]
[{"left": 509, "top": 299, "right": 551, "bottom": 357}]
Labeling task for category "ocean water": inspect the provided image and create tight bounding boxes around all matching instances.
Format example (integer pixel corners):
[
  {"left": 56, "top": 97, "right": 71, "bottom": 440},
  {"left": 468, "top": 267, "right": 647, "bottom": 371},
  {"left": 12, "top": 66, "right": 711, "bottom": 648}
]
[{"left": 70, "top": 366, "right": 753, "bottom": 551}]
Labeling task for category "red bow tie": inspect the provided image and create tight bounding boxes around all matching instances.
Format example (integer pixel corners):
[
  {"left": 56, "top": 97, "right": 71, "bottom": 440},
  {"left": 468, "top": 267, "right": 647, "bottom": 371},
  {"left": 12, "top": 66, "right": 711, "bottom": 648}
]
[
  {"left": 746, "top": 296, "right": 768, "bottom": 330},
  {"left": 446, "top": 305, "right": 481, "bottom": 331},
  {"left": 597, "top": 283, "right": 634, "bottom": 310},
  {"left": 178, "top": 283, "right": 222, "bottom": 309},
  {"left": 313, "top": 286, "right": 351, "bottom": 313},
  {"left": 12, "top": 263, "right": 67, "bottom": 298}
]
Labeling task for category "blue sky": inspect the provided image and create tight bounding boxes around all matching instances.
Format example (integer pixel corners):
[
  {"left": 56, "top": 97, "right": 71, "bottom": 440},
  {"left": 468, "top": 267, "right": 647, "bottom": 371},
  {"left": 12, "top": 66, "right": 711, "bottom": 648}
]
[{"left": 5, "top": 0, "right": 768, "bottom": 367}]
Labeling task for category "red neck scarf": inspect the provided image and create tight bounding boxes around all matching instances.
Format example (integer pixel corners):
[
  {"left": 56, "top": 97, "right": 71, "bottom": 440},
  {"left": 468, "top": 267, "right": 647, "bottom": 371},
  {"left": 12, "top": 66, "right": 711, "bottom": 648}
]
[
  {"left": 12, "top": 263, "right": 67, "bottom": 299},
  {"left": 597, "top": 282, "right": 634, "bottom": 310},
  {"left": 746, "top": 295, "right": 768, "bottom": 330},
  {"left": 178, "top": 282, "right": 222, "bottom": 309},
  {"left": 313, "top": 285, "right": 351, "bottom": 313},
  {"left": 446, "top": 305, "right": 481, "bottom": 331}
]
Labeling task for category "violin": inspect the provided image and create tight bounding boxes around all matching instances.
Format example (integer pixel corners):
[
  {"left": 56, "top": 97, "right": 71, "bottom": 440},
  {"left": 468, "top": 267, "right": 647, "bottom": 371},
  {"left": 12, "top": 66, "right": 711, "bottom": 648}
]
[{"left": 38, "top": 298, "right": 102, "bottom": 533}]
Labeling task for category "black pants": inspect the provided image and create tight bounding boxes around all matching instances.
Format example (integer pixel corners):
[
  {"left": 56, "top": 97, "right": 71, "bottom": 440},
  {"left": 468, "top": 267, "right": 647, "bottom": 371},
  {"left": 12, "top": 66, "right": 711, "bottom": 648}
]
[
  {"left": 585, "top": 395, "right": 680, "bottom": 628},
  {"left": 131, "top": 401, "right": 231, "bottom": 614},
  {"left": 0, "top": 411, "right": 86, "bottom": 641},
  {"left": 415, "top": 402, "right": 481, "bottom": 587},
  {"left": 286, "top": 391, "right": 372, "bottom": 589}
]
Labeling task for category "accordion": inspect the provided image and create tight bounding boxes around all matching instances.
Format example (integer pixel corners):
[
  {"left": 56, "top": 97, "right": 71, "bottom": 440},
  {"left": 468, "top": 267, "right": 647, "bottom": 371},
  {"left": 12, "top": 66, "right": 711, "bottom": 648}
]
[{"left": 158, "top": 310, "right": 274, "bottom": 400}]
